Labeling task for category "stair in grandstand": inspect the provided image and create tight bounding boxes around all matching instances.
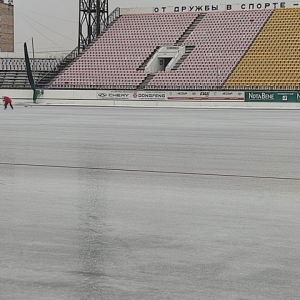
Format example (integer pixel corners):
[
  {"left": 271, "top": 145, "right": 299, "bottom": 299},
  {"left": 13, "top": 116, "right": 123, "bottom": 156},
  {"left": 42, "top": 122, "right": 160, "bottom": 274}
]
[
  {"left": 137, "top": 46, "right": 160, "bottom": 71},
  {"left": 36, "top": 28, "right": 108, "bottom": 88},
  {"left": 36, "top": 53, "right": 77, "bottom": 88},
  {"left": 175, "top": 13, "right": 206, "bottom": 46},
  {"left": 137, "top": 74, "right": 156, "bottom": 90},
  {"left": 36, "top": 9, "right": 121, "bottom": 89},
  {"left": 171, "top": 46, "right": 195, "bottom": 70}
]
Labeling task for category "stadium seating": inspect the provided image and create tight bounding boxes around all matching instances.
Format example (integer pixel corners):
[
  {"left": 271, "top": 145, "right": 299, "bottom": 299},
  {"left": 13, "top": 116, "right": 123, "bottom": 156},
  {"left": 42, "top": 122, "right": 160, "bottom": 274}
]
[
  {"left": 0, "top": 58, "right": 61, "bottom": 88},
  {"left": 7, "top": 7, "right": 300, "bottom": 91},
  {"left": 51, "top": 13, "right": 199, "bottom": 89},
  {"left": 148, "top": 10, "right": 273, "bottom": 89},
  {"left": 224, "top": 8, "right": 300, "bottom": 90},
  {"left": 0, "top": 58, "right": 60, "bottom": 71}
]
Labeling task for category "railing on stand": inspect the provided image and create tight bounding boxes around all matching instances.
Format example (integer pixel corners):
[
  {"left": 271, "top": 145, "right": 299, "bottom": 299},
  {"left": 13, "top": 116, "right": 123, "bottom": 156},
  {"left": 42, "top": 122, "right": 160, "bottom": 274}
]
[
  {"left": 49, "top": 84, "right": 300, "bottom": 92},
  {"left": 93, "top": 7, "right": 121, "bottom": 40},
  {"left": 37, "top": 7, "right": 121, "bottom": 89}
]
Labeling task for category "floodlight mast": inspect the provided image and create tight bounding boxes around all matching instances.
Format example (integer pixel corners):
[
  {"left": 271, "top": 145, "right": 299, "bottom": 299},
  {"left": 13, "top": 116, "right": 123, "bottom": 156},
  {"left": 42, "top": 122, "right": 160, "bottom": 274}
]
[{"left": 78, "top": 0, "right": 108, "bottom": 53}]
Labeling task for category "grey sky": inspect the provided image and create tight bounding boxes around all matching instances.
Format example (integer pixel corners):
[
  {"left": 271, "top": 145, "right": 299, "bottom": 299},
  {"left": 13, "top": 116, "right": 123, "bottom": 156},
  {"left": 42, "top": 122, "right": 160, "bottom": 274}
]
[{"left": 13, "top": 0, "right": 255, "bottom": 56}]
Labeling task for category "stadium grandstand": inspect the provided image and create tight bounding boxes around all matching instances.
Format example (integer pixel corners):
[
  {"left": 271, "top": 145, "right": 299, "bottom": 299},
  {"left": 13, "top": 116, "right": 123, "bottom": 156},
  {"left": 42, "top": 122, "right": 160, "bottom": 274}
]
[
  {"left": 2, "top": 1, "right": 300, "bottom": 92},
  {"left": 0, "top": 56, "right": 62, "bottom": 88}
]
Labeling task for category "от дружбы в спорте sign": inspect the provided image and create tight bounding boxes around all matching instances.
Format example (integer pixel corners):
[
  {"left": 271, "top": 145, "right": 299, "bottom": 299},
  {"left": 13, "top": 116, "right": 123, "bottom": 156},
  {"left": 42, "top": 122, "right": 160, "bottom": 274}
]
[{"left": 153, "top": 1, "right": 300, "bottom": 13}]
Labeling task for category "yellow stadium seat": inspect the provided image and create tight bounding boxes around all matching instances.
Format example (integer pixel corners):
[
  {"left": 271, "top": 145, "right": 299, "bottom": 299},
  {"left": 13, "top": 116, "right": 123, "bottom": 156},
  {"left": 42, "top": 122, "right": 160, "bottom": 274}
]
[{"left": 224, "top": 8, "right": 300, "bottom": 89}]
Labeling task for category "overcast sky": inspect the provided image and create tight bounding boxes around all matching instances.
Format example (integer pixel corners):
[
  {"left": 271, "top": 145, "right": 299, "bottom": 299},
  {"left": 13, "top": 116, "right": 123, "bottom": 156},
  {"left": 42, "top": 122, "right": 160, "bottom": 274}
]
[{"left": 12, "top": 0, "right": 259, "bottom": 56}]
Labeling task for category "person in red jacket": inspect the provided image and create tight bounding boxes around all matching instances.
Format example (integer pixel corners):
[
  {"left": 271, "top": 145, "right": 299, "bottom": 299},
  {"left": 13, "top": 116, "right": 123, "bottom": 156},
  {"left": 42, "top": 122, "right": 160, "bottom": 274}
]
[{"left": 2, "top": 96, "right": 13, "bottom": 109}]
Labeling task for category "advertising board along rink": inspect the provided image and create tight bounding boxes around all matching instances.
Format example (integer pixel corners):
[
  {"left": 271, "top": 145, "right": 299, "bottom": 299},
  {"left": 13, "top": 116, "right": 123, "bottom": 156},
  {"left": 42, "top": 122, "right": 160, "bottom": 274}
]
[{"left": 96, "top": 90, "right": 245, "bottom": 101}]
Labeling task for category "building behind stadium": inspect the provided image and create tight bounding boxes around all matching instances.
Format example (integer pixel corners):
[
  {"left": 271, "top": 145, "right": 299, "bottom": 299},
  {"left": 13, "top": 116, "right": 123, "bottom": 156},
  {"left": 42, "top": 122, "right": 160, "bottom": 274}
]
[{"left": 0, "top": 0, "right": 13, "bottom": 52}]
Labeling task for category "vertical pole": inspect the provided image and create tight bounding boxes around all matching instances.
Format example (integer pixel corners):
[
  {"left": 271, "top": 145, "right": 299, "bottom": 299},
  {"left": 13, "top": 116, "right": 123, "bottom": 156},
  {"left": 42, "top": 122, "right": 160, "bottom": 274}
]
[
  {"left": 32, "top": 37, "right": 35, "bottom": 82},
  {"left": 78, "top": 0, "right": 81, "bottom": 53},
  {"left": 96, "top": 0, "right": 100, "bottom": 36},
  {"left": 88, "top": 0, "right": 92, "bottom": 44},
  {"left": 107, "top": 0, "right": 109, "bottom": 26},
  {"left": 217, "top": 66, "right": 219, "bottom": 89}
]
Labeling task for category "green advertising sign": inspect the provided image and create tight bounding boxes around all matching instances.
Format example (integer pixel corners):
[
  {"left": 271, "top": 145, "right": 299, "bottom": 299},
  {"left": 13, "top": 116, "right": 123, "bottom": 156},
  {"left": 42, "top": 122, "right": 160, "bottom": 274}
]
[{"left": 245, "top": 91, "right": 300, "bottom": 102}]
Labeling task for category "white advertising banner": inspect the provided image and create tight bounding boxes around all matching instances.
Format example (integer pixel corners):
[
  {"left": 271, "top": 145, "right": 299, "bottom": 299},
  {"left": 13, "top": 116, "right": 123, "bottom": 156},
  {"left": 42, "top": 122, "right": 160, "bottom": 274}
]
[
  {"left": 200, "top": 91, "right": 245, "bottom": 100},
  {"left": 96, "top": 90, "right": 244, "bottom": 101},
  {"left": 167, "top": 91, "right": 245, "bottom": 101},
  {"left": 96, "top": 90, "right": 132, "bottom": 100},
  {"left": 167, "top": 91, "right": 205, "bottom": 100},
  {"left": 131, "top": 91, "right": 166, "bottom": 100},
  {"left": 96, "top": 90, "right": 167, "bottom": 100}
]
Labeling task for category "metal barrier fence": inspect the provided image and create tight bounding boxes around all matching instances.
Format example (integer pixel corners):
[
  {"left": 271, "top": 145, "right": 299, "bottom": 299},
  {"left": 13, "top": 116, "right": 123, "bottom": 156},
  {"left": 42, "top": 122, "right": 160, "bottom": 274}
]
[{"left": 47, "top": 84, "right": 300, "bottom": 91}]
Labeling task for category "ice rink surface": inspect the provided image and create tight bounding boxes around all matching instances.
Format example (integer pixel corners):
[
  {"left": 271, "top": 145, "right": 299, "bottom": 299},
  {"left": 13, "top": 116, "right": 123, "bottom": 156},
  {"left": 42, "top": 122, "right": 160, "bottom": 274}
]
[{"left": 1, "top": 106, "right": 300, "bottom": 300}]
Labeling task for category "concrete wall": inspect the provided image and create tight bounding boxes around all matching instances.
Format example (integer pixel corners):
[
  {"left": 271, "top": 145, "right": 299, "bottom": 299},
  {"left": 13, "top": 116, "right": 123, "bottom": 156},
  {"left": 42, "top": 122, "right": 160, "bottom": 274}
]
[
  {"left": 0, "top": 89, "right": 245, "bottom": 101},
  {"left": 0, "top": 89, "right": 98, "bottom": 103},
  {"left": 2, "top": 89, "right": 300, "bottom": 110},
  {"left": 120, "top": 7, "right": 153, "bottom": 15},
  {"left": 0, "top": 2, "right": 13, "bottom": 52}
]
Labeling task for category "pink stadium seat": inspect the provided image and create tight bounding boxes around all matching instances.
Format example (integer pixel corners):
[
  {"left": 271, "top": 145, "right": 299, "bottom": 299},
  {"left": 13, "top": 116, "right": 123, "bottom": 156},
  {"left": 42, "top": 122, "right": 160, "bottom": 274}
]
[
  {"left": 52, "top": 10, "right": 273, "bottom": 90},
  {"left": 51, "top": 12, "right": 199, "bottom": 89},
  {"left": 149, "top": 9, "right": 273, "bottom": 89}
]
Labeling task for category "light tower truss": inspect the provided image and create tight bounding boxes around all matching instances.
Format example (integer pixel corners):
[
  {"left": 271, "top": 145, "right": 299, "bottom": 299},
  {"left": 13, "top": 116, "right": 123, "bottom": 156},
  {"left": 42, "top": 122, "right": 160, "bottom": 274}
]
[{"left": 78, "top": 0, "right": 108, "bottom": 52}]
